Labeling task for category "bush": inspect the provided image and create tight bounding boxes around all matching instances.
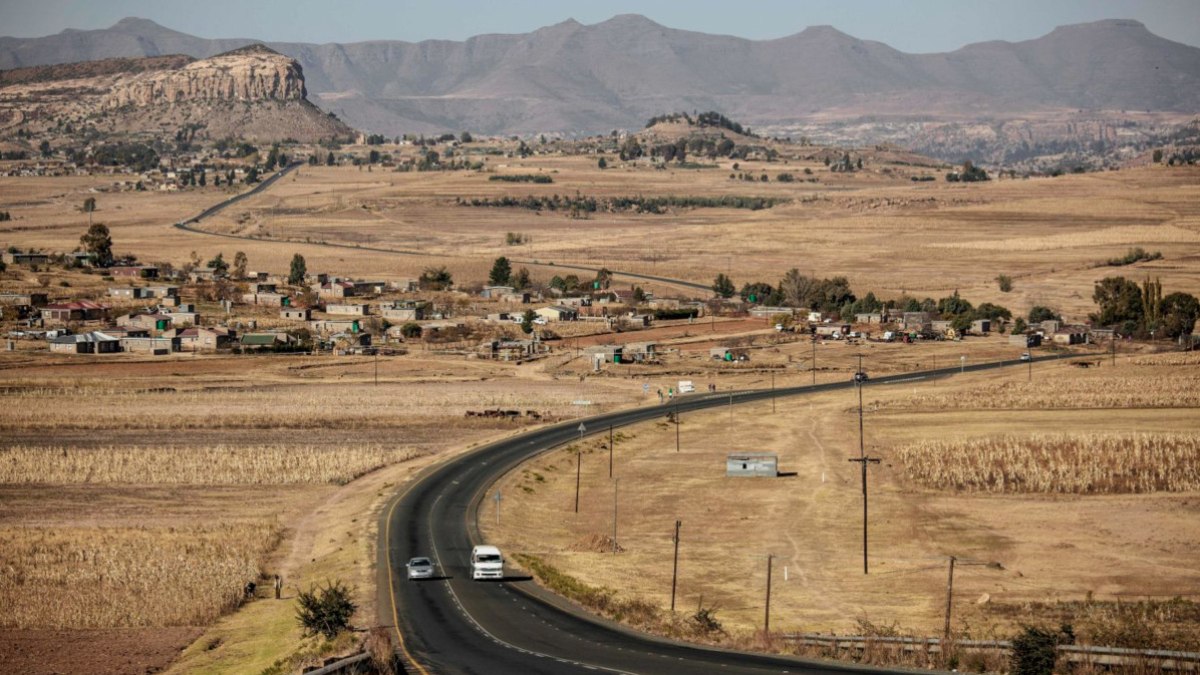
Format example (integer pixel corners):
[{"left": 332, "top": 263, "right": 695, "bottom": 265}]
[
  {"left": 996, "top": 274, "right": 1013, "bottom": 292},
  {"left": 1010, "top": 625, "right": 1072, "bottom": 675},
  {"left": 295, "top": 580, "right": 356, "bottom": 640}
]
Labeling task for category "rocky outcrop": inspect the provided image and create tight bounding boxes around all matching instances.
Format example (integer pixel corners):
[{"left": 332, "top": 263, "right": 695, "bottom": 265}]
[{"left": 104, "top": 45, "right": 306, "bottom": 109}]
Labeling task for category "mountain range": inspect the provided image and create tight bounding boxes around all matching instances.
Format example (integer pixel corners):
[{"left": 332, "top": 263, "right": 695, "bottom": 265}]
[{"left": 2, "top": 15, "right": 1198, "bottom": 137}]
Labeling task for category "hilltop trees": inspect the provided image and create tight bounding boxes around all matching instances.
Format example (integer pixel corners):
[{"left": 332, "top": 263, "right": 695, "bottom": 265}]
[{"left": 79, "top": 223, "right": 113, "bottom": 267}]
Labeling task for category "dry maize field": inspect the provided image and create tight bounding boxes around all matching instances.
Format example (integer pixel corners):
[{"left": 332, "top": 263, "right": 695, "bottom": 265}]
[
  {"left": 891, "top": 432, "right": 1200, "bottom": 493},
  {"left": 0, "top": 444, "right": 421, "bottom": 485},
  {"left": 0, "top": 523, "right": 280, "bottom": 628},
  {"left": 874, "top": 373, "right": 1200, "bottom": 411}
]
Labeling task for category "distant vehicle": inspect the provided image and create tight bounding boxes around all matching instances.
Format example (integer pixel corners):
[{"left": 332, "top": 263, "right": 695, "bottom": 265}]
[
  {"left": 677, "top": 380, "right": 696, "bottom": 394},
  {"left": 774, "top": 323, "right": 784, "bottom": 332},
  {"left": 883, "top": 331, "right": 896, "bottom": 342},
  {"left": 470, "top": 545, "right": 504, "bottom": 581},
  {"left": 1020, "top": 352, "right": 1032, "bottom": 362},
  {"left": 406, "top": 557, "right": 435, "bottom": 580},
  {"left": 532, "top": 317, "right": 548, "bottom": 325},
  {"left": 853, "top": 371, "right": 869, "bottom": 383}
]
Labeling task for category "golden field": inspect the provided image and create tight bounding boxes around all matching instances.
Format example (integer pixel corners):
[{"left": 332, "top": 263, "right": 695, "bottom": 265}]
[{"left": 484, "top": 353, "right": 1200, "bottom": 648}]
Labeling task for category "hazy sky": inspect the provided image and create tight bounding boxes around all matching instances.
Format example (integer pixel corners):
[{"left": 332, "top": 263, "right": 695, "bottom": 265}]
[{"left": 2, "top": 0, "right": 1198, "bottom": 52}]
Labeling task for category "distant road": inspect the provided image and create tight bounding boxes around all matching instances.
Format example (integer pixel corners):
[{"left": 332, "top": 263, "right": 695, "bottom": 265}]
[
  {"left": 379, "top": 353, "right": 1077, "bottom": 674},
  {"left": 171, "top": 168, "right": 709, "bottom": 293}
]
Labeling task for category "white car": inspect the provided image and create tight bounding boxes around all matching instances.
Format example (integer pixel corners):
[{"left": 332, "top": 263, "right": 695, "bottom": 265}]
[
  {"left": 1020, "top": 352, "right": 1032, "bottom": 362},
  {"left": 406, "top": 557, "right": 435, "bottom": 580},
  {"left": 532, "top": 317, "right": 548, "bottom": 325}
]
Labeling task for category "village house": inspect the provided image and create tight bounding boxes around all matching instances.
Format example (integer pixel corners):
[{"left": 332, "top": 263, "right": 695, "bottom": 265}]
[
  {"left": 240, "top": 332, "right": 298, "bottom": 351},
  {"left": 749, "top": 306, "right": 794, "bottom": 320},
  {"left": 243, "top": 291, "right": 290, "bottom": 306},
  {"left": 318, "top": 281, "right": 356, "bottom": 298},
  {"left": 251, "top": 282, "right": 277, "bottom": 294},
  {"left": 1, "top": 251, "right": 51, "bottom": 266},
  {"left": 479, "top": 286, "right": 514, "bottom": 299},
  {"left": 391, "top": 278, "right": 420, "bottom": 293},
  {"left": 41, "top": 300, "right": 110, "bottom": 323},
  {"left": 380, "top": 301, "right": 426, "bottom": 321},
  {"left": 814, "top": 324, "right": 851, "bottom": 338},
  {"left": 0, "top": 292, "right": 49, "bottom": 307},
  {"left": 187, "top": 268, "right": 223, "bottom": 283},
  {"left": 1052, "top": 326, "right": 1090, "bottom": 345},
  {"left": 100, "top": 326, "right": 150, "bottom": 339},
  {"left": 483, "top": 338, "right": 545, "bottom": 361},
  {"left": 309, "top": 319, "right": 362, "bottom": 335},
  {"left": 280, "top": 307, "right": 312, "bottom": 321},
  {"left": 971, "top": 319, "right": 992, "bottom": 334},
  {"left": 142, "top": 285, "right": 179, "bottom": 299},
  {"left": 170, "top": 326, "right": 235, "bottom": 351},
  {"left": 902, "top": 312, "right": 932, "bottom": 332},
  {"left": 324, "top": 303, "right": 370, "bottom": 316},
  {"left": 117, "top": 312, "right": 175, "bottom": 332},
  {"left": 534, "top": 305, "right": 578, "bottom": 322},
  {"left": 417, "top": 320, "right": 467, "bottom": 339},
  {"left": 107, "top": 287, "right": 147, "bottom": 300},
  {"left": 120, "top": 336, "right": 178, "bottom": 355},
  {"left": 48, "top": 331, "right": 122, "bottom": 354},
  {"left": 110, "top": 265, "right": 159, "bottom": 279},
  {"left": 855, "top": 313, "right": 883, "bottom": 324},
  {"left": 623, "top": 341, "right": 657, "bottom": 363}
]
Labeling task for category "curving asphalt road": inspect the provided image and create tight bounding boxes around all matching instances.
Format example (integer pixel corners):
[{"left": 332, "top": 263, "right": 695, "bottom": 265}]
[{"left": 378, "top": 354, "right": 1074, "bottom": 674}]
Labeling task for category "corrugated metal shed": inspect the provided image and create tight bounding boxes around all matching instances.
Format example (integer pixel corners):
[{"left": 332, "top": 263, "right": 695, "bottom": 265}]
[{"left": 726, "top": 453, "right": 778, "bottom": 477}]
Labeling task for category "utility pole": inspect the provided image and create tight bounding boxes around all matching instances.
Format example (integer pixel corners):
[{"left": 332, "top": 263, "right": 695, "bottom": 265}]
[
  {"left": 374, "top": 349, "right": 378, "bottom": 386},
  {"left": 856, "top": 354, "right": 865, "bottom": 459},
  {"left": 943, "top": 555, "right": 956, "bottom": 642},
  {"left": 575, "top": 422, "right": 585, "bottom": 513},
  {"left": 771, "top": 370, "right": 776, "bottom": 413},
  {"left": 764, "top": 553, "right": 775, "bottom": 636},
  {"left": 670, "top": 520, "right": 681, "bottom": 612},
  {"left": 811, "top": 335, "right": 817, "bottom": 385},
  {"left": 612, "top": 478, "right": 619, "bottom": 553},
  {"left": 1112, "top": 335, "right": 1116, "bottom": 367},
  {"left": 674, "top": 401, "right": 680, "bottom": 452},
  {"left": 729, "top": 390, "right": 734, "bottom": 423},
  {"left": 848, "top": 454, "right": 882, "bottom": 574},
  {"left": 608, "top": 425, "right": 614, "bottom": 478},
  {"left": 1027, "top": 353, "right": 1032, "bottom": 382}
]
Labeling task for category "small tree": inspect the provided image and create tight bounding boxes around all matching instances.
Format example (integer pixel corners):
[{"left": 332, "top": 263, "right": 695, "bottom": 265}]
[
  {"left": 597, "top": 157, "right": 607, "bottom": 169},
  {"left": 712, "top": 273, "right": 735, "bottom": 298},
  {"left": 1158, "top": 292, "right": 1200, "bottom": 339},
  {"left": 206, "top": 253, "right": 229, "bottom": 275},
  {"left": 82, "top": 197, "right": 97, "bottom": 214},
  {"left": 400, "top": 322, "right": 422, "bottom": 339},
  {"left": 996, "top": 274, "right": 1013, "bottom": 292},
  {"left": 1010, "top": 624, "right": 1073, "bottom": 675},
  {"left": 295, "top": 580, "right": 357, "bottom": 640},
  {"left": 488, "top": 256, "right": 513, "bottom": 286},
  {"left": 419, "top": 266, "right": 453, "bottom": 291},
  {"left": 232, "top": 251, "right": 248, "bottom": 279},
  {"left": 512, "top": 267, "right": 531, "bottom": 290},
  {"left": 79, "top": 222, "right": 114, "bottom": 267},
  {"left": 521, "top": 309, "right": 536, "bottom": 334},
  {"left": 288, "top": 253, "right": 307, "bottom": 285}
]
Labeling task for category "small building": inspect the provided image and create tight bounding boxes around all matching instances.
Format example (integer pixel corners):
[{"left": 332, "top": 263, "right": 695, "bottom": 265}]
[
  {"left": 902, "top": 312, "right": 932, "bottom": 330},
  {"left": 142, "top": 286, "right": 179, "bottom": 299},
  {"left": 120, "top": 336, "right": 177, "bottom": 355},
  {"left": 623, "top": 341, "right": 657, "bottom": 362},
  {"left": 535, "top": 305, "right": 578, "bottom": 322},
  {"left": 971, "top": 319, "right": 991, "bottom": 334},
  {"left": 391, "top": 278, "right": 420, "bottom": 293},
  {"left": 381, "top": 301, "right": 426, "bottom": 321},
  {"left": 41, "top": 300, "right": 110, "bottom": 323},
  {"left": 855, "top": 313, "right": 883, "bottom": 324},
  {"left": 1052, "top": 326, "right": 1089, "bottom": 346},
  {"left": 280, "top": 307, "right": 312, "bottom": 321},
  {"left": 500, "top": 292, "right": 532, "bottom": 304},
  {"left": 726, "top": 453, "right": 779, "bottom": 478},
  {"left": 814, "top": 324, "right": 850, "bottom": 338},
  {"left": 484, "top": 339, "right": 543, "bottom": 361},
  {"left": 586, "top": 344, "right": 623, "bottom": 363},
  {"left": 172, "top": 326, "right": 235, "bottom": 351},
  {"left": 110, "top": 265, "right": 159, "bottom": 279},
  {"left": 318, "top": 281, "right": 356, "bottom": 298},
  {"left": 480, "top": 286, "right": 515, "bottom": 299},
  {"left": 324, "top": 303, "right": 370, "bottom": 316},
  {"left": 806, "top": 311, "right": 825, "bottom": 323},
  {"left": 1009, "top": 333, "right": 1043, "bottom": 348},
  {"left": 240, "top": 332, "right": 297, "bottom": 350},
  {"left": 250, "top": 282, "right": 277, "bottom": 294},
  {"left": 310, "top": 319, "right": 361, "bottom": 335},
  {"left": 117, "top": 313, "right": 175, "bottom": 332},
  {"left": 107, "top": 287, "right": 146, "bottom": 300},
  {"left": 48, "top": 331, "right": 122, "bottom": 354},
  {"left": 931, "top": 320, "right": 953, "bottom": 334},
  {"left": 2, "top": 251, "right": 51, "bottom": 266},
  {"left": 0, "top": 292, "right": 49, "bottom": 306}
]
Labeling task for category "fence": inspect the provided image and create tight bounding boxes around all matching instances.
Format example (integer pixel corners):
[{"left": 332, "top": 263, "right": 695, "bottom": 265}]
[{"left": 780, "top": 634, "right": 1200, "bottom": 671}]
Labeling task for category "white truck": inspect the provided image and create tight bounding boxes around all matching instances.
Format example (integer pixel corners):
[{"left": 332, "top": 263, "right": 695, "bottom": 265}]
[
  {"left": 470, "top": 545, "right": 504, "bottom": 581},
  {"left": 677, "top": 380, "right": 696, "bottom": 394}
]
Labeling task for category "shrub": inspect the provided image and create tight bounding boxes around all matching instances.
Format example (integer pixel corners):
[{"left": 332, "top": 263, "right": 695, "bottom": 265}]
[
  {"left": 1010, "top": 625, "right": 1072, "bottom": 675},
  {"left": 295, "top": 580, "right": 356, "bottom": 640},
  {"left": 996, "top": 274, "right": 1013, "bottom": 292}
]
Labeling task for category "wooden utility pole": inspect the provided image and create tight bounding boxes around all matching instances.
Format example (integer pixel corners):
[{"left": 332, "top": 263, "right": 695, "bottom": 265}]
[
  {"left": 764, "top": 553, "right": 775, "bottom": 636},
  {"left": 943, "top": 555, "right": 956, "bottom": 641},
  {"left": 574, "top": 423, "right": 585, "bottom": 513},
  {"left": 811, "top": 335, "right": 817, "bottom": 385},
  {"left": 608, "top": 425, "right": 614, "bottom": 478},
  {"left": 674, "top": 401, "right": 680, "bottom": 452},
  {"left": 612, "top": 478, "right": 619, "bottom": 553},
  {"left": 771, "top": 370, "right": 776, "bottom": 413},
  {"left": 670, "top": 520, "right": 682, "bottom": 611},
  {"left": 848, "top": 454, "right": 882, "bottom": 573}
]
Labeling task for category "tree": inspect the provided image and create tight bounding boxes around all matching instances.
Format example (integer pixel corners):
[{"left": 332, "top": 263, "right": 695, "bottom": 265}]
[
  {"left": 740, "top": 282, "right": 775, "bottom": 305},
  {"left": 39, "top": 140, "right": 52, "bottom": 158},
  {"left": 521, "top": 309, "right": 536, "bottom": 334},
  {"left": 295, "top": 580, "right": 356, "bottom": 640},
  {"left": 1010, "top": 625, "right": 1073, "bottom": 675},
  {"left": 1158, "top": 292, "right": 1200, "bottom": 339},
  {"left": 1027, "top": 306, "right": 1061, "bottom": 324},
  {"left": 597, "top": 157, "right": 607, "bottom": 169},
  {"left": 400, "top": 322, "right": 422, "bottom": 339},
  {"left": 593, "top": 268, "right": 612, "bottom": 290},
  {"left": 778, "top": 269, "right": 815, "bottom": 308},
  {"left": 326, "top": 151, "right": 335, "bottom": 166},
  {"left": 1153, "top": 149, "right": 1164, "bottom": 164},
  {"left": 1013, "top": 317, "right": 1028, "bottom": 334},
  {"left": 232, "top": 251, "right": 248, "bottom": 279},
  {"left": 419, "top": 266, "right": 453, "bottom": 291},
  {"left": 79, "top": 223, "right": 113, "bottom": 267},
  {"left": 712, "top": 273, "right": 735, "bottom": 298},
  {"left": 1090, "top": 276, "right": 1144, "bottom": 327},
  {"left": 512, "top": 267, "right": 531, "bottom": 290},
  {"left": 488, "top": 257, "right": 513, "bottom": 286},
  {"left": 937, "top": 291, "right": 973, "bottom": 317},
  {"left": 206, "top": 253, "right": 229, "bottom": 275},
  {"left": 82, "top": 197, "right": 97, "bottom": 214},
  {"left": 246, "top": 167, "right": 259, "bottom": 184},
  {"left": 288, "top": 253, "right": 307, "bottom": 285},
  {"left": 460, "top": 131, "right": 473, "bottom": 143},
  {"left": 996, "top": 274, "right": 1013, "bottom": 292}
]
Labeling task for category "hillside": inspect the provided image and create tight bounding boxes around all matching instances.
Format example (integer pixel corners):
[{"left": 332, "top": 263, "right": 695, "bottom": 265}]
[
  {"left": 1, "top": 15, "right": 1198, "bottom": 139},
  {"left": 0, "top": 44, "right": 351, "bottom": 143}
]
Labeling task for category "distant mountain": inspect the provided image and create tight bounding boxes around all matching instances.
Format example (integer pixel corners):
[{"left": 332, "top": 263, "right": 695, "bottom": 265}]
[
  {"left": 0, "top": 44, "right": 351, "bottom": 142},
  {"left": 2, "top": 15, "right": 1198, "bottom": 136}
]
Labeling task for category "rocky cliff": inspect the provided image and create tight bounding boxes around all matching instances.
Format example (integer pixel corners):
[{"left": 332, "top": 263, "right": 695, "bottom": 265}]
[
  {"left": 0, "top": 45, "right": 349, "bottom": 142},
  {"left": 103, "top": 45, "right": 306, "bottom": 109}
]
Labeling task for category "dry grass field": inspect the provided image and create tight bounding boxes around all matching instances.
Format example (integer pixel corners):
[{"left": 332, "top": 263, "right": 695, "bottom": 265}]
[
  {"left": 484, "top": 352, "right": 1200, "bottom": 650},
  {"left": 0, "top": 350, "right": 640, "bottom": 674},
  {"left": 3, "top": 159, "right": 1198, "bottom": 318}
]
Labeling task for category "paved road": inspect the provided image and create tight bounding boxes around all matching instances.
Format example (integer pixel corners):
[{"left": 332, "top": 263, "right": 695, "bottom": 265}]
[{"left": 379, "top": 355, "right": 1071, "bottom": 674}]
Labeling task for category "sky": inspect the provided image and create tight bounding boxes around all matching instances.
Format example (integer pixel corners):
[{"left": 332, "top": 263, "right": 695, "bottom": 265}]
[{"left": 1, "top": 0, "right": 1198, "bottom": 52}]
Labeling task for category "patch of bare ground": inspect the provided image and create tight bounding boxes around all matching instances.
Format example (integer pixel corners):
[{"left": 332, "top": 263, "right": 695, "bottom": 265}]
[{"left": 0, "top": 627, "right": 203, "bottom": 675}]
